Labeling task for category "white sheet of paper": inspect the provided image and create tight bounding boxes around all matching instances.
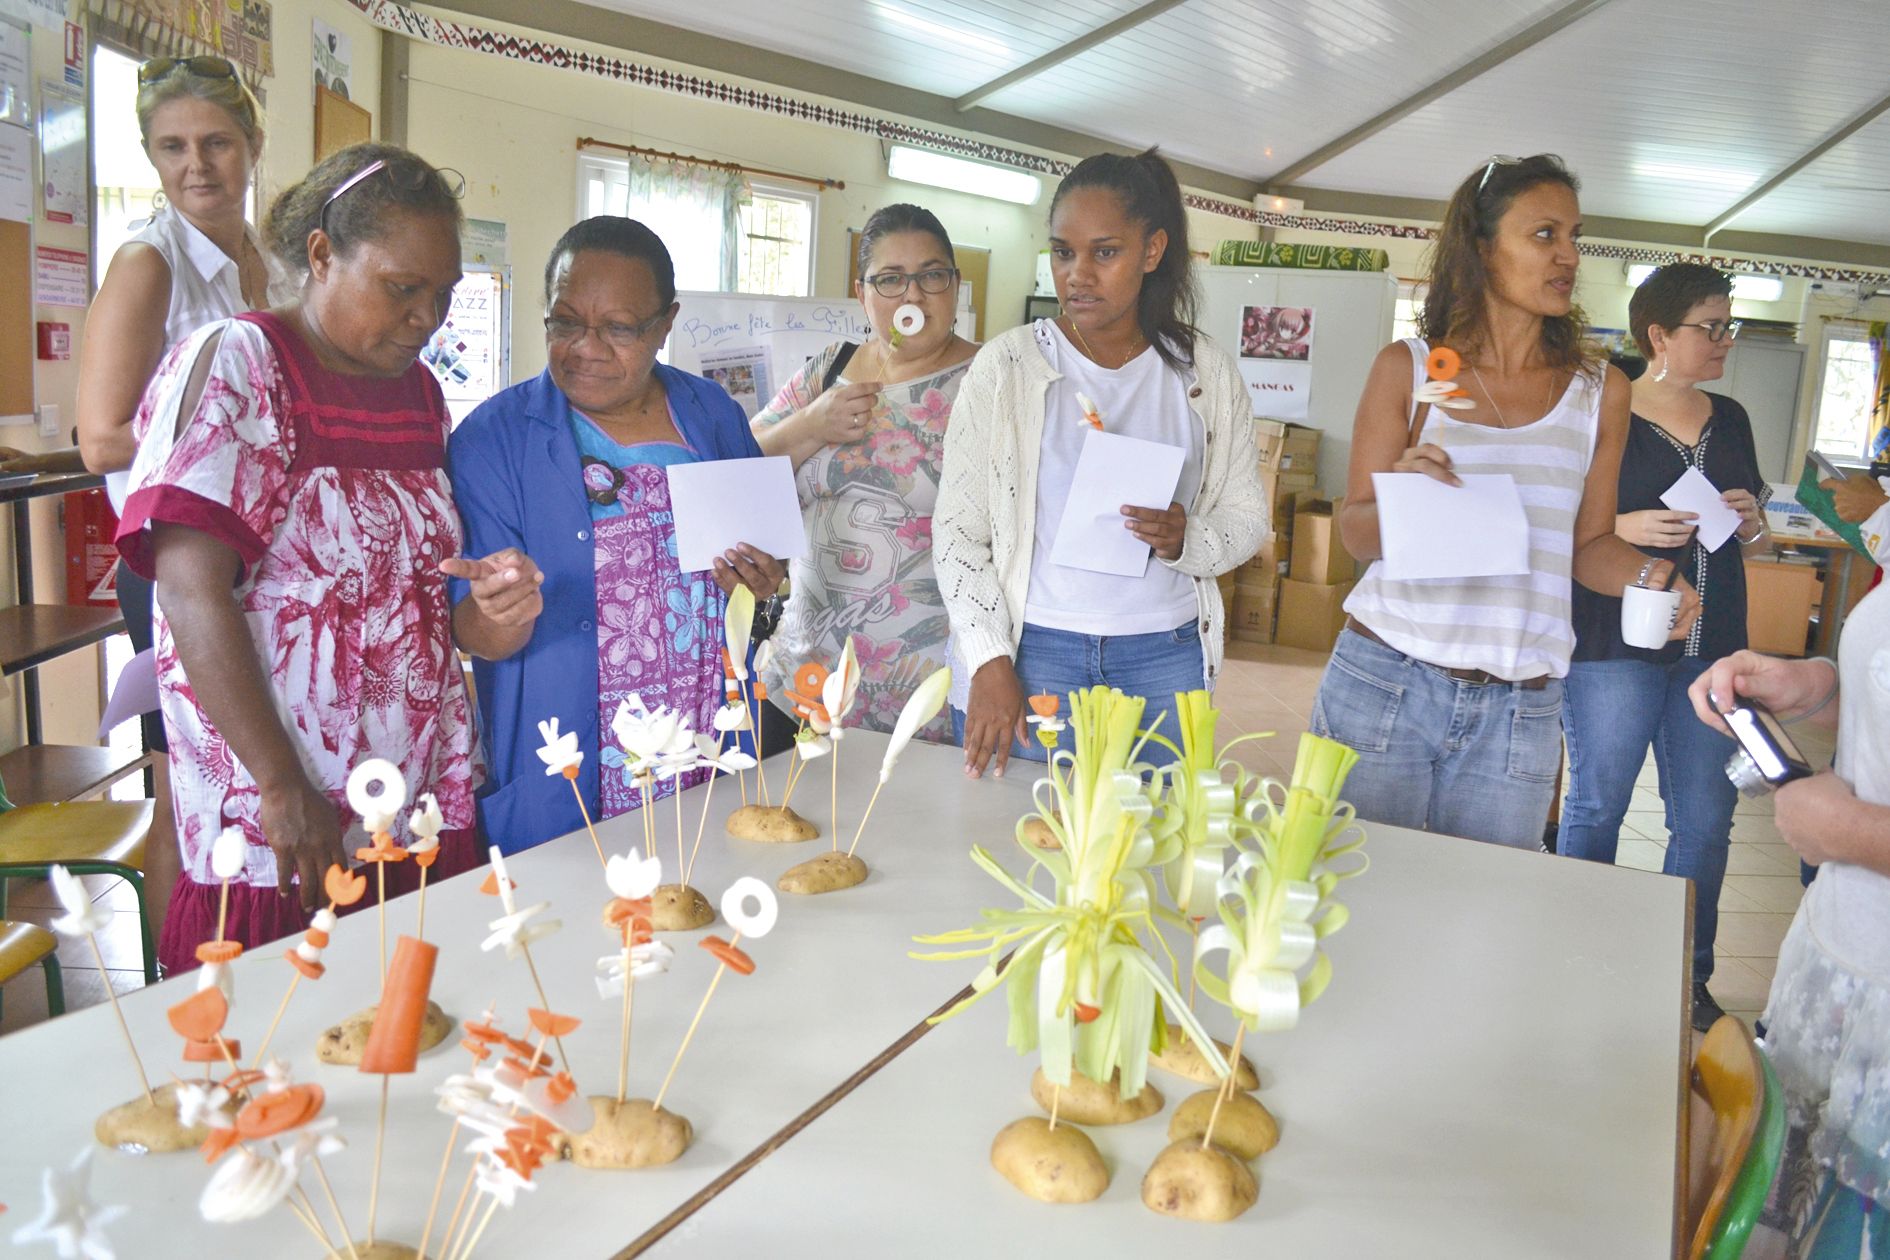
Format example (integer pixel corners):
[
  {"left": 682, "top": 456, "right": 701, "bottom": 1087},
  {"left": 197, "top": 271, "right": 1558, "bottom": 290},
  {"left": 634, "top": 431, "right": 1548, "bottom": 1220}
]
[
  {"left": 1372, "top": 472, "right": 1532, "bottom": 580},
  {"left": 666, "top": 456, "right": 808, "bottom": 574},
  {"left": 97, "top": 648, "right": 159, "bottom": 739},
  {"left": 1659, "top": 466, "right": 1744, "bottom": 552},
  {"left": 1048, "top": 431, "right": 1187, "bottom": 577}
]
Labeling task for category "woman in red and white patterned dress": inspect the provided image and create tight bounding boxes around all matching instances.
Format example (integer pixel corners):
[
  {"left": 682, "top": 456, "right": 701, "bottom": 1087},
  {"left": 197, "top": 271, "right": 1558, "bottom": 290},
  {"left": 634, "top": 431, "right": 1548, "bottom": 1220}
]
[{"left": 115, "top": 144, "right": 540, "bottom": 974}]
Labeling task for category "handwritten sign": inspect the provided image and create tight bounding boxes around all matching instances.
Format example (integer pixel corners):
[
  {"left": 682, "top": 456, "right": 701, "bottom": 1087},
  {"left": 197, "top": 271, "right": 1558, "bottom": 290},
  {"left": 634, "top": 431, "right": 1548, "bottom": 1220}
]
[{"left": 664, "top": 292, "right": 872, "bottom": 417}]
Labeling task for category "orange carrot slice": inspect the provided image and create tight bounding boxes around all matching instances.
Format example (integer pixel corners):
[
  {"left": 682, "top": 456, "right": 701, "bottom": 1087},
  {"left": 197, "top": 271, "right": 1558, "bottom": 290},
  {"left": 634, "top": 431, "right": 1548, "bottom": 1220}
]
[
  {"left": 699, "top": 935, "right": 756, "bottom": 974},
  {"left": 168, "top": 986, "right": 228, "bottom": 1042},
  {"left": 1027, "top": 693, "right": 1060, "bottom": 718},
  {"left": 287, "top": 952, "right": 326, "bottom": 981},
  {"left": 527, "top": 1008, "right": 581, "bottom": 1038},
  {"left": 236, "top": 1083, "right": 325, "bottom": 1139},
  {"left": 1426, "top": 346, "right": 1461, "bottom": 381},
  {"left": 324, "top": 865, "right": 368, "bottom": 907},
  {"left": 194, "top": 940, "right": 243, "bottom": 964}
]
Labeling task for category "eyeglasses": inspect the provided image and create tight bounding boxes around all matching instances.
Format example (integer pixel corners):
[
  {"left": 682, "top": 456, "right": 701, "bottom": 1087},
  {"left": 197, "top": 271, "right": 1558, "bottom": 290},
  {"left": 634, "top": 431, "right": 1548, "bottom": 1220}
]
[
  {"left": 1476, "top": 154, "right": 1523, "bottom": 194},
  {"left": 863, "top": 267, "right": 958, "bottom": 299},
  {"left": 138, "top": 55, "right": 237, "bottom": 84},
  {"left": 1675, "top": 319, "right": 1743, "bottom": 343},
  {"left": 544, "top": 308, "right": 671, "bottom": 348},
  {"left": 318, "top": 158, "right": 467, "bottom": 236}
]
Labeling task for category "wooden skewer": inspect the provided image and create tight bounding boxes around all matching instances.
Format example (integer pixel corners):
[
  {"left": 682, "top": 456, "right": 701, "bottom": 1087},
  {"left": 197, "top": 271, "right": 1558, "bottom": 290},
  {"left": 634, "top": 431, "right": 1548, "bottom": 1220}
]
[
  {"left": 829, "top": 743, "right": 839, "bottom": 851},
  {"left": 415, "top": 1117, "right": 461, "bottom": 1260},
  {"left": 282, "top": 1185, "right": 337, "bottom": 1252},
  {"left": 684, "top": 760, "right": 722, "bottom": 886},
  {"left": 86, "top": 933, "right": 153, "bottom": 1103},
  {"left": 455, "top": 1196, "right": 503, "bottom": 1260},
  {"left": 651, "top": 930, "right": 741, "bottom": 1111},
  {"left": 845, "top": 780, "right": 887, "bottom": 859},
  {"left": 376, "top": 860, "right": 389, "bottom": 992},
  {"left": 214, "top": 872, "right": 232, "bottom": 944},
  {"left": 438, "top": 1165, "right": 480, "bottom": 1260},
  {"left": 565, "top": 771, "right": 607, "bottom": 872},
  {"left": 365, "top": 1074, "right": 391, "bottom": 1243},
  {"left": 749, "top": 682, "right": 769, "bottom": 806},
  {"left": 1198, "top": 1023, "right": 1249, "bottom": 1152},
  {"left": 616, "top": 941, "right": 636, "bottom": 1105},
  {"left": 310, "top": 1154, "right": 361, "bottom": 1260},
  {"left": 519, "top": 945, "right": 571, "bottom": 1074},
  {"left": 1048, "top": 1083, "right": 1062, "bottom": 1132},
  {"left": 674, "top": 778, "right": 687, "bottom": 877},
  {"left": 250, "top": 971, "right": 303, "bottom": 1069},
  {"left": 417, "top": 863, "right": 432, "bottom": 943}
]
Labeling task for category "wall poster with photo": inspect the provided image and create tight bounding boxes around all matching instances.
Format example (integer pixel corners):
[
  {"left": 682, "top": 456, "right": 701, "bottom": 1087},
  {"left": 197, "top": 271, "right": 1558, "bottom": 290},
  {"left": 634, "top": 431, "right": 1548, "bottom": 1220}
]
[{"left": 1237, "top": 304, "right": 1315, "bottom": 419}]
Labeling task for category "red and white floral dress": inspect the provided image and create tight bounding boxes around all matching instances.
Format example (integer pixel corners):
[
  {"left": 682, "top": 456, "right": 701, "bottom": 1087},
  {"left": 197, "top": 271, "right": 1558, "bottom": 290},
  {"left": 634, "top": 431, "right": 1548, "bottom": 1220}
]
[{"left": 116, "top": 311, "right": 481, "bottom": 972}]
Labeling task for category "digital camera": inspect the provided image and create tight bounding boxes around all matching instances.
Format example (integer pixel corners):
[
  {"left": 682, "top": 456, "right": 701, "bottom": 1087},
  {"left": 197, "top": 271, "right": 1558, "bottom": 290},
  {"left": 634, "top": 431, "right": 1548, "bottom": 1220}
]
[{"left": 1711, "top": 693, "right": 1815, "bottom": 797}]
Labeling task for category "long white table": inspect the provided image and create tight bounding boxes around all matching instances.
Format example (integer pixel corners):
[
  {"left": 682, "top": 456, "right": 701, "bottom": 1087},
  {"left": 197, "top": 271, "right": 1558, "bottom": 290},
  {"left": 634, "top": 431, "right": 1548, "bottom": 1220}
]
[
  {"left": 0, "top": 733, "right": 1033, "bottom": 1259},
  {"left": 637, "top": 823, "right": 1692, "bottom": 1259}
]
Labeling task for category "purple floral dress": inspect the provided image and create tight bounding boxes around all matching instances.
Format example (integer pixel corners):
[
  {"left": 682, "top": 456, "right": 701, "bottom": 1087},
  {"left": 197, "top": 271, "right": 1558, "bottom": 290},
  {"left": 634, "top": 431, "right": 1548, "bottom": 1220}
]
[{"left": 574, "top": 414, "right": 722, "bottom": 818}]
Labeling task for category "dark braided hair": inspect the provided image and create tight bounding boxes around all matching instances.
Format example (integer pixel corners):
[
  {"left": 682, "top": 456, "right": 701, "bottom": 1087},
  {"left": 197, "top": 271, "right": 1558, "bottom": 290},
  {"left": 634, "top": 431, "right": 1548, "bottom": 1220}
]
[
  {"left": 1049, "top": 147, "right": 1199, "bottom": 372},
  {"left": 264, "top": 142, "right": 461, "bottom": 277}
]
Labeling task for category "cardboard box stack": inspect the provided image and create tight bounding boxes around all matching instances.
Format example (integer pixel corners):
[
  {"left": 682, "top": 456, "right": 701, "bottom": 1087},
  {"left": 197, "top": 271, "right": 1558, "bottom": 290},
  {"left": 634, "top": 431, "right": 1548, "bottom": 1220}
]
[
  {"left": 1230, "top": 422, "right": 1320, "bottom": 644},
  {"left": 1277, "top": 495, "right": 1358, "bottom": 653}
]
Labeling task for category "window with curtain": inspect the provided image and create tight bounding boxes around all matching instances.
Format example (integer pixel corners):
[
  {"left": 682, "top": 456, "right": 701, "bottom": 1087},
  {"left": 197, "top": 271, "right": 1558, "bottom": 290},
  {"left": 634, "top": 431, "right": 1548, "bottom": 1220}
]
[
  {"left": 576, "top": 153, "right": 747, "bottom": 293},
  {"left": 1810, "top": 324, "right": 1881, "bottom": 463}
]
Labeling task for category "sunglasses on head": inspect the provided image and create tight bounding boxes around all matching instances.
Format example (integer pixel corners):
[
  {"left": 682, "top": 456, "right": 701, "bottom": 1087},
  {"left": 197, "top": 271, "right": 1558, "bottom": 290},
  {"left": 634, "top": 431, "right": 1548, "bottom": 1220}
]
[
  {"left": 138, "top": 55, "right": 238, "bottom": 84},
  {"left": 1476, "top": 155, "right": 1523, "bottom": 194}
]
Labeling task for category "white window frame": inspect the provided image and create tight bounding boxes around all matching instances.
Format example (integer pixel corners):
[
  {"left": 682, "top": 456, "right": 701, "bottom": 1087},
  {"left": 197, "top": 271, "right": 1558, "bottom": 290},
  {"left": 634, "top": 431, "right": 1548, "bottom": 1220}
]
[
  {"left": 737, "top": 179, "right": 818, "bottom": 297},
  {"left": 1808, "top": 322, "right": 1878, "bottom": 464}
]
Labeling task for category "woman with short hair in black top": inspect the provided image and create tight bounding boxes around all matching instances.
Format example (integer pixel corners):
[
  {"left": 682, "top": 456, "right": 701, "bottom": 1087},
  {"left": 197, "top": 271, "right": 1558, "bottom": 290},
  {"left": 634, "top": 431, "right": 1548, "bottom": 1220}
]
[{"left": 1560, "top": 263, "right": 1770, "bottom": 1031}]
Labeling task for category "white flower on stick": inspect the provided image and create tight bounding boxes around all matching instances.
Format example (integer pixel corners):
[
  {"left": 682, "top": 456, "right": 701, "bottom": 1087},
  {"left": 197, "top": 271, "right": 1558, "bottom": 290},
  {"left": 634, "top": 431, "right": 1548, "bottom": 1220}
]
[
  {"left": 1414, "top": 378, "right": 1474, "bottom": 410},
  {"left": 711, "top": 702, "right": 747, "bottom": 733},
  {"left": 535, "top": 718, "right": 583, "bottom": 777},
  {"left": 173, "top": 1081, "right": 233, "bottom": 1131},
  {"left": 11, "top": 1148, "right": 124, "bottom": 1260},
  {"left": 344, "top": 760, "right": 407, "bottom": 834},
  {"left": 694, "top": 732, "right": 756, "bottom": 775},
  {"left": 480, "top": 846, "right": 560, "bottom": 959},
  {"left": 605, "top": 852, "right": 663, "bottom": 902},
  {"left": 820, "top": 638, "right": 862, "bottom": 740},
  {"left": 794, "top": 731, "right": 831, "bottom": 761},
  {"left": 408, "top": 793, "right": 445, "bottom": 855},
  {"left": 595, "top": 940, "right": 675, "bottom": 998},
  {"left": 209, "top": 826, "right": 247, "bottom": 880},
  {"left": 200, "top": 1146, "right": 294, "bottom": 1224},
  {"left": 879, "top": 667, "right": 952, "bottom": 784},
  {"left": 47, "top": 865, "right": 110, "bottom": 939},
  {"left": 611, "top": 696, "right": 694, "bottom": 775},
  {"left": 724, "top": 585, "right": 755, "bottom": 682}
]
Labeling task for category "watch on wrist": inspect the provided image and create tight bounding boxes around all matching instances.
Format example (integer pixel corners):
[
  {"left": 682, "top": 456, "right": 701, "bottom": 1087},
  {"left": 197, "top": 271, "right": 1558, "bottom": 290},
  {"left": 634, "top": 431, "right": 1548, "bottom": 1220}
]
[{"left": 751, "top": 593, "right": 786, "bottom": 642}]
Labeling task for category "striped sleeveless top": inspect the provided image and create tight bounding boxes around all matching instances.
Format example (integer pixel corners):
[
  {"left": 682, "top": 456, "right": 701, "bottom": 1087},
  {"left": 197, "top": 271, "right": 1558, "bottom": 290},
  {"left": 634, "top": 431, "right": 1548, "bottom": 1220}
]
[{"left": 1344, "top": 338, "right": 1603, "bottom": 681}]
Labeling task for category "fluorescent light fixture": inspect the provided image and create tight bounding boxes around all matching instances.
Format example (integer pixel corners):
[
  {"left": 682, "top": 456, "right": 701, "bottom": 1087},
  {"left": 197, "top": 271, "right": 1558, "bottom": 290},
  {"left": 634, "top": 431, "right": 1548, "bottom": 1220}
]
[
  {"left": 887, "top": 144, "right": 1041, "bottom": 206},
  {"left": 1731, "top": 273, "right": 1784, "bottom": 302},
  {"left": 1623, "top": 264, "right": 1784, "bottom": 303}
]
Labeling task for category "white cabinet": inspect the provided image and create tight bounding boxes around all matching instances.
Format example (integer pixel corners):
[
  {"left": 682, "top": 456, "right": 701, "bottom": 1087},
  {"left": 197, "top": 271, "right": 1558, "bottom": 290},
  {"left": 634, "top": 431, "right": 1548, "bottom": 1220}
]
[{"left": 1701, "top": 336, "right": 1804, "bottom": 483}]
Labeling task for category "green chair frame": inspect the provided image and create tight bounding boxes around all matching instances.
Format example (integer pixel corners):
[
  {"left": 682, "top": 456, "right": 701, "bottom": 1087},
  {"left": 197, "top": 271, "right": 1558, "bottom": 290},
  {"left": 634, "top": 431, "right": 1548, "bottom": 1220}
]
[
  {"left": 0, "top": 802, "right": 158, "bottom": 984},
  {"left": 1704, "top": 1047, "right": 1787, "bottom": 1260}
]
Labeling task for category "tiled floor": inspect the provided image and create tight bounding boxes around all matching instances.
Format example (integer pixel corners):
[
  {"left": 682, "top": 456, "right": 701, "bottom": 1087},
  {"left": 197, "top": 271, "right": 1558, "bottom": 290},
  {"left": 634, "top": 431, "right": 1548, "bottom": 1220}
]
[{"left": 0, "top": 641, "right": 1816, "bottom": 1038}]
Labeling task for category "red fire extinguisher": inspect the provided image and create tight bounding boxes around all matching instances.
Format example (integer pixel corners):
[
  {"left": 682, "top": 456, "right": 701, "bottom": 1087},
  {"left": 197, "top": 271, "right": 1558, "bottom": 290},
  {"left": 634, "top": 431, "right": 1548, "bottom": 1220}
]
[{"left": 64, "top": 489, "right": 121, "bottom": 608}]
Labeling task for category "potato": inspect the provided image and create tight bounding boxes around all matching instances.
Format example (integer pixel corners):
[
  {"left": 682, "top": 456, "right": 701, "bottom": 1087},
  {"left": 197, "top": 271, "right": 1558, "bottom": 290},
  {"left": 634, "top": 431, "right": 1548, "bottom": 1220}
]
[
  {"left": 1030, "top": 1066, "right": 1163, "bottom": 1126},
  {"left": 725, "top": 804, "right": 820, "bottom": 842},
  {"left": 1141, "top": 1139, "right": 1259, "bottom": 1222},
  {"left": 1149, "top": 1023, "right": 1259, "bottom": 1089},
  {"left": 649, "top": 883, "right": 714, "bottom": 931},
  {"left": 777, "top": 851, "right": 867, "bottom": 895},
  {"left": 1019, "top": 815, "right": 1061, "bottom": 850},
  {"left": 94, "top": 1081, "right": 223, "bottom": 1154},
  {"left": 1167, "top": 1088, "right": 1279, "bottom": 1159},
  {"left": 989, "top": 1116, "right": 1108, "bottom": 1203},
  {"left": 560, "top": 1097, "right": 692, "bottom": 1169},
  {"left": 321, "top": 1243, "right": 419, "bottom": 1259},
  {"left": 318, "top": 1000, "right": 452, "bottom": 1065}
]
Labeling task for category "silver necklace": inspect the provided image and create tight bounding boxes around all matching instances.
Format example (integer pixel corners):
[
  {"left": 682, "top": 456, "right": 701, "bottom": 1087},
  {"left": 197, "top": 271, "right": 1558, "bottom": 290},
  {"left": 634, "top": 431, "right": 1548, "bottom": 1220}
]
[{"left": 1467, "top": 364, "right": 1512, "bottom": 429}]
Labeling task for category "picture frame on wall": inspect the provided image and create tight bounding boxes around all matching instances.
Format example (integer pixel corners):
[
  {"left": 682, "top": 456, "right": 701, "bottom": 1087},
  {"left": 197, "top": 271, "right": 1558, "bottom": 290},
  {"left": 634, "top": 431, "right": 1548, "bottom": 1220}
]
[{"left": 1023, "top": 294, "right": 1059, "bottom": 324}]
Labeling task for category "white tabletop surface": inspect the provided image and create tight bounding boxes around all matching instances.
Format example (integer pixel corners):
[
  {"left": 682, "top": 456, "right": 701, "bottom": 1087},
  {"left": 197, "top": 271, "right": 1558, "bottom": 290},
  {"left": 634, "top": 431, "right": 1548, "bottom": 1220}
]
[
  {"left": 639, "top": 822, "right": 1691, "bottom": 1259},
  {"left": 0, "top": 733, "right": 1037, "bottom": 1259}
]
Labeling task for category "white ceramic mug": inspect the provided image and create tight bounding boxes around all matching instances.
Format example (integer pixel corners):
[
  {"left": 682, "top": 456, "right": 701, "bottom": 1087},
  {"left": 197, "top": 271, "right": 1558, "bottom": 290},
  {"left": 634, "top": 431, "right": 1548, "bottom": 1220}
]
[{"left": 1621, "top": 583, "right": 1682, "bottom": 649}]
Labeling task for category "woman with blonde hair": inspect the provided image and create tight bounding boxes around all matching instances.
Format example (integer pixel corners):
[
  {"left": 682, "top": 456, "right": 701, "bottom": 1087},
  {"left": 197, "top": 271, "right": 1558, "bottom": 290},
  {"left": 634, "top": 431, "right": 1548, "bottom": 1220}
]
[{"left": 75, "top": 55, "right": 271, "bottom": 948}]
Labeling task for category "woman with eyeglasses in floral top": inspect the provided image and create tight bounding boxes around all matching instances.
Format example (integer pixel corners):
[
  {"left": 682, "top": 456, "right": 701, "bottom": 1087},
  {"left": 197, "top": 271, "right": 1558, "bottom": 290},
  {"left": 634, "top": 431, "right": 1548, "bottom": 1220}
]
[
  {"left": 115, "top": 143, "right": 493, "bottom": 972},
  {"left": 751, "top": 204, "right": 978, "bottom": 742}
]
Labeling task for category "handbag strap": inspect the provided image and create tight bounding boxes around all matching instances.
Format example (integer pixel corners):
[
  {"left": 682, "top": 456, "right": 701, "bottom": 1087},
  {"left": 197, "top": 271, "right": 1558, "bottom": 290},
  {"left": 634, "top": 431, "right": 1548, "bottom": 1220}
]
[{"left": 820, "top": 340, "right": 861, "bottom": 392}]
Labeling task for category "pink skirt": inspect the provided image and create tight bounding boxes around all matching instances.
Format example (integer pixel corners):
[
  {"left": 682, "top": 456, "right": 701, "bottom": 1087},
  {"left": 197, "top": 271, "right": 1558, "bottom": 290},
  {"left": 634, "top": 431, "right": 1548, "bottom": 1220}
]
[{"left": 156, "top": 827, "right": 481, "bottom": 977}]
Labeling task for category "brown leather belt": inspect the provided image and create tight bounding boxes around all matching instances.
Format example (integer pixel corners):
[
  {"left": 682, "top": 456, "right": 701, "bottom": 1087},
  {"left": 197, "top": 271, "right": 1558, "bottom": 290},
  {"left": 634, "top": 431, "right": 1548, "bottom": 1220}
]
[{"left": 1344, "top": 618, "right": 1550, "bottom": 690}]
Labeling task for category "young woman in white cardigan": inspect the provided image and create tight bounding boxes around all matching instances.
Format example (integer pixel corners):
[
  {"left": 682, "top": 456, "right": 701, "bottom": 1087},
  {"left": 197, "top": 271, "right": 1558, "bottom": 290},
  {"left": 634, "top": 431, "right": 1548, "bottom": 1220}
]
[{"left": 936, "top": 149, "right": 1265, "bottom": 778}]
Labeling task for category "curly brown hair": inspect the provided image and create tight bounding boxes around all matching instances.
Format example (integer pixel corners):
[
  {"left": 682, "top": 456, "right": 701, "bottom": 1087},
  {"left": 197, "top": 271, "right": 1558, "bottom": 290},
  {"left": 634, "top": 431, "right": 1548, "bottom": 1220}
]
[{"left": 1418, "top": 154, "right": 1596, "bottom": 376}]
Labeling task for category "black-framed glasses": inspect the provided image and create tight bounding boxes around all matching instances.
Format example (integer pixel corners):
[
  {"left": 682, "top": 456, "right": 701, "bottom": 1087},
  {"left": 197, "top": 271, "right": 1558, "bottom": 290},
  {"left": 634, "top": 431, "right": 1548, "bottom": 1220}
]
[
  {"left": 1476, "top": 154, "right": 1523, "bottom": 194},
  {"left": 544, "top": 307, "right": 671, "bottom": 348},
  {"left": 1676, "top": 319, "right": 1742, "bottom": 343},
  {"left": 864, "top": 267, "right": 958, "bottom": 298},
  {"left": 138, "top": 55, "right": 237, "bottom": 84},
  {"left": 318, "top": 158, "right": 467, "bottom": 235}
]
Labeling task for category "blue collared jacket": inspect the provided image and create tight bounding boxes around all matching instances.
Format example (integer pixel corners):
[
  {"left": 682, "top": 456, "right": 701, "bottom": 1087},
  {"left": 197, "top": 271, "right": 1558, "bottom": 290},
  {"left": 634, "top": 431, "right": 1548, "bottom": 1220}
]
[{"left": 448, "top": 365, "right": 763, "bottom": 853}]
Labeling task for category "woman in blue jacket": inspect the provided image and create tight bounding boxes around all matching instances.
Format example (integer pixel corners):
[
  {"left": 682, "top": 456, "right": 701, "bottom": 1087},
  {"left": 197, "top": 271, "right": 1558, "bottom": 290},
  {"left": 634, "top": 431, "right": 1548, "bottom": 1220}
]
[{"left": 448, "top": 217, "right": 784, "bottom": 852}]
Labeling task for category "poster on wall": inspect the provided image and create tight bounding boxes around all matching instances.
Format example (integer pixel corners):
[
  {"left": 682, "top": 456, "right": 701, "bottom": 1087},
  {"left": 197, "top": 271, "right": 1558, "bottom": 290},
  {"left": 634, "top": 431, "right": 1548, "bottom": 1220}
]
[
  {"left": 665, "top": 292, "right": 872, "bottom": 418},
  {"left": 312, "top": 17, "right": 352, "bottom": 100},
  {"left": 422, "top": 268, "right": 507, "bottom": 426},
  {"left": 0, "top": 0, "right": 64, "bottom": 32},
  {"left": 697, "top": 345, "right": 772, "bottom": 416},
  {"left": 462, "top": 217, "right": 506, "bottom": 267},
  {"left": 35, "top": 244, "right": 87, "bottom": 306},
  {"left": 243, "top": 0, "right": 273, "bottom": 75},
  {"left": 1237, "top": 304, "right": 1314, "bottom": 420},
  {"left": 0, "top": 123, "right": 30, "bottom": 223},
  {"left": 37, "top": 80, "right": 84, "bottom": 224}
]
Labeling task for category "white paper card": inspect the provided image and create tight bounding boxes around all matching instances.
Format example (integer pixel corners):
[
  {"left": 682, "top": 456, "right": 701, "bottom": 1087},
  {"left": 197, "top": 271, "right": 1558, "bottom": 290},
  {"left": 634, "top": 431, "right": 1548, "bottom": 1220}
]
[
  {"left": 97, "top": 648, "right": 158, "bottom": 739},
  {"left": 1372, "top": 472, "right": 1532, "bottom": 580},
  {"left": 1049, "top": 431, "right": 1187, "bottom": 577},
  {"left": 666, "top": 456, "right": 807, "bottom": 574},
  {"left": 1659, "top": 466, "right": 1744, "bottom": 552}
]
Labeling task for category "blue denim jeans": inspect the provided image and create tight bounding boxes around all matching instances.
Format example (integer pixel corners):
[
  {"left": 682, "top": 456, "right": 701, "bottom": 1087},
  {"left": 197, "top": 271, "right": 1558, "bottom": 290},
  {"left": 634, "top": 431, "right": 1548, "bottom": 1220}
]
[
  {"left": 1309, "top": 628, "right": 1565, "bottom": 849},
  {"left": 950, "top": 619, "right": 1206, "bottom": 768},
  {"left": 1559, "top": 655, "right": 1737, "bottom": 982}
]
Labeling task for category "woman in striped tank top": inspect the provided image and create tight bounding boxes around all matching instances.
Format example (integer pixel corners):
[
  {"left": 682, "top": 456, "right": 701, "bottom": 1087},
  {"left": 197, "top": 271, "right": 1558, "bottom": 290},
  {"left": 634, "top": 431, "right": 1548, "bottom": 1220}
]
[{"left": 1310, "top": 154, "right": 1700, "bottom": 850}]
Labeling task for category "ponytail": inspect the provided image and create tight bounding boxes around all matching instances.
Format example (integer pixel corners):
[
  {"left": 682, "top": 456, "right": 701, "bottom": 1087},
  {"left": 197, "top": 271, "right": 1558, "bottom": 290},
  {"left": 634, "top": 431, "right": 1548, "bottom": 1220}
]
[{"left": 1049, "top": 147, "right": 1199, "bottom": 372}]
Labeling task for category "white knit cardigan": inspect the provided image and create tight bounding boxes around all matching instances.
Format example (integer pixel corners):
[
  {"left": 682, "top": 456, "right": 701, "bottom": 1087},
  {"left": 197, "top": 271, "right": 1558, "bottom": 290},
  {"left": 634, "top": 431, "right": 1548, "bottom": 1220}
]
[{"left": 935, "top": 323, "right": 1268, "bottom": 703}]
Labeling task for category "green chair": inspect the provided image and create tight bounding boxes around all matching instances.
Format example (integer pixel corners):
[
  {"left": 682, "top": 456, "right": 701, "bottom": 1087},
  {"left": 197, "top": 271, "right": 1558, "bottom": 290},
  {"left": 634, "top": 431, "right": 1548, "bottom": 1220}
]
[
  {"left": 0, "top": 920, "right": 64, "bottom": 1020},
  {"left": 1689, "top": 1015, "right": 1788, "bottom": 1259},
  {"left": 0, "top": 801, "right": 157, "bottom": 984}
]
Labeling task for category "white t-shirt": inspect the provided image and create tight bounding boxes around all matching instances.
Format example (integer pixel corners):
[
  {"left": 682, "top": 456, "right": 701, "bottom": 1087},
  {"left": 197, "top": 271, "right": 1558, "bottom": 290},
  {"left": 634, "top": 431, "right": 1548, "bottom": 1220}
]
[
  {"left": 1804, "top": 581, "right": 1890, "bottom": 978},
  {"left": 1022, "top": 320, "right": 1202, "bottom": 636}
]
